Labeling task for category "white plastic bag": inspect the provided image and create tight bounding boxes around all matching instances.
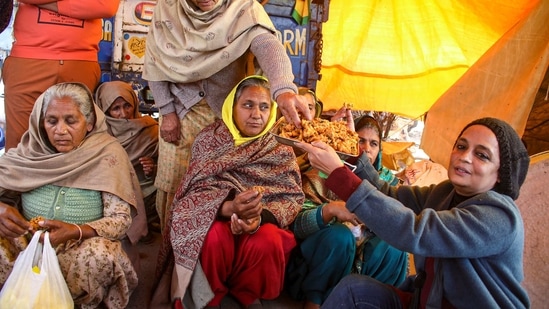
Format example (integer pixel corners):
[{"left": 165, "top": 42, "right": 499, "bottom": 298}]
[{"left": 0, "top": 230, "right": 74, "bottom": 309}]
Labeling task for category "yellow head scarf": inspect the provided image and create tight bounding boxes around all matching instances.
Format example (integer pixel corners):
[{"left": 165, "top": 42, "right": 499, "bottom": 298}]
[{"left": 222, "top": 75, "right": 278, "bottom": 146}]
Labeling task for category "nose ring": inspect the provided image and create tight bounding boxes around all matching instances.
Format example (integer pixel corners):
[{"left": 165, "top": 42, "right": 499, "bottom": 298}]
[{"left": 63, "top": 130, "right": 68, "bottom": 134}]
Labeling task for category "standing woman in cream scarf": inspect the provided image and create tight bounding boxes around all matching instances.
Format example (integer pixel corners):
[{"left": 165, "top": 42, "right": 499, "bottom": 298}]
[{"left": 143, "top": 0, "right": 311, "bottom": 230}]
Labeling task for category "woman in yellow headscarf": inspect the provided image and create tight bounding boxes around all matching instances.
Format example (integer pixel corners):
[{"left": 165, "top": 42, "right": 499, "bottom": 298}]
[{"left": 151, "top": 76, "right": 304, "bottom": 309}]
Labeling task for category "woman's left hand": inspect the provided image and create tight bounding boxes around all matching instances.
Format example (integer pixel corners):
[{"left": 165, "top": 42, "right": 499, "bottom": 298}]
[
  {"left": 37, "top": 219, "right": 81, "bottom": 247},
  {"left": 330, "top": 106, "right": 354, "bottom": 131},
  {"left": 230, "top": 213, "right": 260, "bottom": 235},
  {"left": 294, "top": 141, "right": 344, "bottom": 176},
  {"left": 323, "top": 201, "right": 360, "bottom": 225}
]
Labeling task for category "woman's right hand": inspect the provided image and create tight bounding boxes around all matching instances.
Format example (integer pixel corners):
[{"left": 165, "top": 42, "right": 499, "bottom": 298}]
[
  {"left": 231, "top": 189, "right": 263, "bottom": 221},
  {"left": 219, "top": 189, "right": 263, "bottom": 220},
  {"left": 0, "top": 202, "right": 31, "bottom": 238},
  {"left": 294, "top": 140, "right": 344, "bottom": 176},
  {"left": 139, "top": 156, "right": 157, "bottom": 177},
  {"left": 276, "top": 92, "right": 312, "bottom": 128},
  {"left": 160, "top": 112, "right": 181, "bottom": 145},
  {"left": 323, "top": 201, "right": 360, "bottom": 225}
]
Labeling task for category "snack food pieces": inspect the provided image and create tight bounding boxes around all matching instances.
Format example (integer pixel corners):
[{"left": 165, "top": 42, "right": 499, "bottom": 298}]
[
  {"left": 29, "top": 216, "right": 46, "bottom": 230},
  {"left": 276, "top": 118, "right": 359, "bottom": 156},
  {"left": 343, "top": 102, "right": 354, "bottom": 109},
  {"left": 252, "top": 186, "right": 265, "bottom": 195}
]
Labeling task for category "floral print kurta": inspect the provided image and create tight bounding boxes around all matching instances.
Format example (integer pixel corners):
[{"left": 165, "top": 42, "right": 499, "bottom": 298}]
[{"left": 0, "top": 192, "right": 137, "bottom": 309}]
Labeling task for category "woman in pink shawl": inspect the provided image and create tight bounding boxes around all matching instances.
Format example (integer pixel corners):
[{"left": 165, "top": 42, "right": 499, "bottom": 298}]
[{"left": 151, "top": 76, "right": 304, "bottom": 309}]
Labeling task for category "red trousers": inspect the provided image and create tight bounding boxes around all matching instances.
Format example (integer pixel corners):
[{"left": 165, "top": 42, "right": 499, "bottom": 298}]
[{"left": 200, "top": 221, "right": 296, "bottom": 306}]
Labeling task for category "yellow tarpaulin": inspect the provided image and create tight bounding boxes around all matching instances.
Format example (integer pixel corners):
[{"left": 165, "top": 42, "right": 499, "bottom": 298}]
[{"left": 317, "top": 0, "right": 539, "bottom": 117}]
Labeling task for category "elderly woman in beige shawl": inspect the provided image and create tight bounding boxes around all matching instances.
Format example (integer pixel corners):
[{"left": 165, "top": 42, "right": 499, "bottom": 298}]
[
  {"left": 143, "top": 0, "right": 312, "bottom": 230},
  {"left": 95, "top": 81, "right": 160, "bottom": 234},
  {"left": 0, "top": 82, "right": 147, "bottom": 308}
]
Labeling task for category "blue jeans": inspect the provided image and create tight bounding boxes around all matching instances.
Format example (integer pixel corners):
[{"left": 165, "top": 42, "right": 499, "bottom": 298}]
[{"left": 321, "top": 274, "right": 403, "bottom": 309}]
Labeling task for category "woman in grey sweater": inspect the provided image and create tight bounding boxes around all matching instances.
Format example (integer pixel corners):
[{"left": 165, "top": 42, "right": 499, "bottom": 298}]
[{"left": 296, "top": 117, "right": 530, "bottom": 308}]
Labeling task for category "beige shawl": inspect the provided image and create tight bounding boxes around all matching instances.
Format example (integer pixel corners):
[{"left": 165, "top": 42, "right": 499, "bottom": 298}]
[
  {"left": 143, "top": 0, "right": 276, "bottom": 82},
  {"left": 0, "top": 90, "right": 148, "bottom": 244},
  {"left": 95, "top": 81, "right": 159, "bottom": 196}
]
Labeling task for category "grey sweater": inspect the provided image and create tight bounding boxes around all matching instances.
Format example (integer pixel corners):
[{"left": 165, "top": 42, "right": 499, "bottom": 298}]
[{"left": 333, "top": 158, "right": 530, "bottom": 308}]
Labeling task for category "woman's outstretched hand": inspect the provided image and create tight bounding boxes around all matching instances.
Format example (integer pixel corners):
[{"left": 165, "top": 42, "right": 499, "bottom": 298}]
[
  {"left": 294, "top": 141, "right": 344, "bottom": 176},
  {"left": 276, "top": 92, "right": 312, "bottom": 128},
  {"left": 330, "top": 105, "right": 354, "bottom": 131}
]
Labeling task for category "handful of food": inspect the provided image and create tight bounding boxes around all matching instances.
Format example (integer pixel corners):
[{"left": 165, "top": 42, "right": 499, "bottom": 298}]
[
  {"left": 343, "top": 102, "right": 354, "bottom": 109},
  {"left": 273, "top": 117, "right": 359, "bottom": 157},
  {"left": 29, "top": 216, "right": 46, "bottom": 230},
  {"left": 252, "top": 186, "right": 265, "bottom": 195}
]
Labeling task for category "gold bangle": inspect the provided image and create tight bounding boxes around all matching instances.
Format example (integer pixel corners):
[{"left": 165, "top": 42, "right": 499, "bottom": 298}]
[{"left": 72, "top": 223, "right": 82, "bottom": 242}]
